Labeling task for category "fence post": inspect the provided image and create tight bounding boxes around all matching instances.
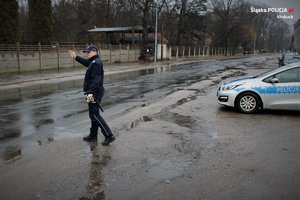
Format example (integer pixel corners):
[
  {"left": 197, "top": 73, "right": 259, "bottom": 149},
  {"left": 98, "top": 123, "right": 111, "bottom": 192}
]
[
  {"left": 169, "top": 47, "right": 172, "bottom": 60},
  {"left": 109, "top": 44, "right": 112, "bottom": 63},
  {"left": 98, "top": 43, "right": 101, "bottom": 57},
  {"left": 161, "top": 44, "right": 163, "bottom": 61},
  {"left": 127, "top": 44, "right": 130, "bottom": 62},
  {"left": 134, "top": 45, "right": 137, "bottom": 61},
  {"left": 176, "top": 47, "right": 178, "bottom": 59},
  {"left": 57, "top": 43, "right": 60, "bottom": 71},
  {"left": 119, "top": 44, "right": 121, "bottom": 62},
  {"left": 17, "top": 42, "right": 20, "bottom": 74},
  {"left": 38, "top": 43, "right": 42, "bottom": 71},
  {"left": 72, "top": 44, "right": 75, "bottom": 68},
  {"left": 193, "top": 47, "right": 196, "bottom": 57}
]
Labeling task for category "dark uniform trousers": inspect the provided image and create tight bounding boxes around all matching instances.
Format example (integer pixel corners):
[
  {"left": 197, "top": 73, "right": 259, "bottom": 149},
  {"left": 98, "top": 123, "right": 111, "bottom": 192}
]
[{"left": 88, "top": 102, "right": 113, "bottom": 139}]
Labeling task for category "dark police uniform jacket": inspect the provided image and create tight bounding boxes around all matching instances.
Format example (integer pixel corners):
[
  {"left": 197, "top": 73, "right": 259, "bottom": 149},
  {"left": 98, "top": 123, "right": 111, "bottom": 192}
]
[{"left": 75, "top": 55, "right": 105, "bottom": 101}]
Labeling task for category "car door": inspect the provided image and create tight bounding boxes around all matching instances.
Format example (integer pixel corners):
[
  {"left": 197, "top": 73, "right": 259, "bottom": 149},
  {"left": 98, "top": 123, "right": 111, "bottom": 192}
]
[{"left": 263, "top": 67, "right": 300, "bottom": 110}]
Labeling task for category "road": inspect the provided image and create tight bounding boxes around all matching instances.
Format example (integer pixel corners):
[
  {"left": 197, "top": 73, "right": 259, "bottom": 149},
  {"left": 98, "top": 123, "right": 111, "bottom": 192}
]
[{"left": 0, "top": 55, "right": 299, "bottom": 200}]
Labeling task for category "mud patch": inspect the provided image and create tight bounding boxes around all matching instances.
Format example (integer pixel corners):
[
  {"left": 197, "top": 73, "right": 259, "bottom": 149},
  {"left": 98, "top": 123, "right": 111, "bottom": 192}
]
[
  {"left": 176, "top": 96, "right": 197, "bottom": 106},
  {"left": 37, "top": 137, "right": 54, "bottom": 145},
  {"left": 143, "top": 116, "right": 152, "bottom": 122},
  {"left": 121, "top": 95, "right": 199, "bottom": 132},
  {"left": 1, "top": 145, "right": 22, "bottom": 163},
  {"left": 154, "top": 112, "right": 196, "bottom": 129},
  {"left": 221, "top": 70, "right": 247, "bottom": 80},
  {"left": 124, "top": 115, "right": 153, "bottom": 130},
  {"left": 0, "top": 128, "right": 22, "bottom": 140}
]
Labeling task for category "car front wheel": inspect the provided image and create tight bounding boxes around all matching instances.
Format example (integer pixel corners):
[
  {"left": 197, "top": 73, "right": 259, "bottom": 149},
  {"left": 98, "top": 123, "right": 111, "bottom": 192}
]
[{"left": 236, "top": 92, "right": 260, "bottom": 114}]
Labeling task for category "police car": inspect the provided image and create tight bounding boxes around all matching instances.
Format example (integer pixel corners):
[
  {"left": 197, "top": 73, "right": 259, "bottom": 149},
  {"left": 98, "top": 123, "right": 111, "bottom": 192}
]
[{"left": 217, "top": 63, "right": 300, "bottom": 113}]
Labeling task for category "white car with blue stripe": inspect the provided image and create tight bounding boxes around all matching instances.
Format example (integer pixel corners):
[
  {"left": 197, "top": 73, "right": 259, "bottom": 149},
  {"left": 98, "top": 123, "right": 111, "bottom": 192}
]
[{"left": 217, "top": 63, "right": 300, "bottom": 113}]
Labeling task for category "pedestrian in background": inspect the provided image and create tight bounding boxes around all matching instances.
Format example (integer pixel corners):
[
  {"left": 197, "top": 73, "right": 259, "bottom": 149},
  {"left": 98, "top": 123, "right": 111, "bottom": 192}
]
[{"left": 68, "top": 45, "right": 115, "bottom": 145}]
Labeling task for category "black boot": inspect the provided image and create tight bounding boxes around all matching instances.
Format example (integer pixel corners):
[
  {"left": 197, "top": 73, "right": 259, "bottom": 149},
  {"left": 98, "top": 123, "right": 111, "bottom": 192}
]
[
  {"left": 83, "top": 128, "right": 98, "bottom": 142},
  {"left": 83, "top": 135, "right": 97, "bottom": 142},
  {"left": 101, "top": 136, "right": 116, "bottom": 146}
]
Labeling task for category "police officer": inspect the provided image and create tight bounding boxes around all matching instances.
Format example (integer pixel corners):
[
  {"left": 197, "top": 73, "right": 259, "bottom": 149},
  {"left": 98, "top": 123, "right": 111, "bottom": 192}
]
[{"left": 68, "top": 45, "right": 115, "bottom": 145}]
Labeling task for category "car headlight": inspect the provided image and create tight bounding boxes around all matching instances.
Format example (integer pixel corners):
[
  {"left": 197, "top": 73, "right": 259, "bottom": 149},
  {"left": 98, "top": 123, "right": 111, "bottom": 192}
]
[{"left": 222, "top": 84, "right": 243, "bottom": 91}]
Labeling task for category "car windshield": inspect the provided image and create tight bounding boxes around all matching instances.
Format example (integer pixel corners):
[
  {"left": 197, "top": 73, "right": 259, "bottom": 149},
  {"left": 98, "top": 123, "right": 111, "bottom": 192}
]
[{"left": 253, "top": 68, "right": 280, "bottom": 79}]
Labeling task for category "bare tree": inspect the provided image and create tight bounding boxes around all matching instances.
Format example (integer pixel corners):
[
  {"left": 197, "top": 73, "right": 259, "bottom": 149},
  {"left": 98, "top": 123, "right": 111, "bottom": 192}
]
[
  {"left": 209, "top": 0, "right": 241, "bottom": 55},
  {"left": 28, "top": 0, "right": 53, "bottom": 44},
  {"left": 14, "top": 0, "right": 292, "bottom": 53},
  {"left": 53, "top": 0, "right": 78, "bottom": 42},
  {"left": 173, "top": 0, "right": 207, "bottom": 46},
  {"left": 209, "top": 0, "right": 291, "bottom": 54},
  {"left": 127, "top": 0, "right": 156, "bottom": 60},
  {"left": 176, "top": 0, "right": 187, "bottom": 45}
]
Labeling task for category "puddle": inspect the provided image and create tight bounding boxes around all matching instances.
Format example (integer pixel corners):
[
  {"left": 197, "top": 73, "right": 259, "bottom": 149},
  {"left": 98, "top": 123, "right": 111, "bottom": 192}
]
[
  {"left": 35, "top": 118, "right": 54, "bottom": 128},
  {"left": 123, "top": 108, "right": 196, "bottom": 131},
  {"left": 176, "top": 96, "right": 197, "bottom": 106},
  {"left": 154, "top": 112, "right": 195, "bottom": 129},
  {"left": 0, "top": 66, "right": 173, "bottom": 103},
  {"left": 37, "top": 137, "right": 54, "bottom": 145},
  {"left": 156, "top": 96, "right": 198, "bottom": 129},
  {"left": 143, "top": 157, "right": 192, "bottom": 181},
  {"left": 80, "top": 143, "right": 111, "bottom": 200},
  {"left": 0, "top": 62, "right": 220, "bottom": 144},
  {"left": 123, "top": 96, "right": 198, "bottom": 132},
  {"left": 143, "top": 116, "right": 152, "bottom": 122},
  {"left": 2, "top": 145, "right": 22, "bottom": 163},
  {"left": 0, "top": 128, "right": 22, "bottom": 140},
  {"left": 106, "top": 155, "right": 193, "bottom": 200}
]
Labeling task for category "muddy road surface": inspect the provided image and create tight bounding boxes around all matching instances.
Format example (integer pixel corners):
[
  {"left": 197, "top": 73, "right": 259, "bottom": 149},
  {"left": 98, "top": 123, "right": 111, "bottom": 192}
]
[{"left": 0, "top": 55, "right": 299, "bottom": 200}]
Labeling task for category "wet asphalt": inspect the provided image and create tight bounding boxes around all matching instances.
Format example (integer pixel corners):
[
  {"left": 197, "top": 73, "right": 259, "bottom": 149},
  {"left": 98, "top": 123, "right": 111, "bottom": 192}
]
[
  {"left": 0, "top": 54, "right": 299, "bottom": 199},
  {"left": 0, "top": 55, "right": 267, "bottom": 150}
]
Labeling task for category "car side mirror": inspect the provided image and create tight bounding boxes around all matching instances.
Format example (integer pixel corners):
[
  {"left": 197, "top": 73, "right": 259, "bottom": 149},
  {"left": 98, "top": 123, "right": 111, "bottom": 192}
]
[{"left": 270, "top": 78, "right": 279, "bottom": 83}]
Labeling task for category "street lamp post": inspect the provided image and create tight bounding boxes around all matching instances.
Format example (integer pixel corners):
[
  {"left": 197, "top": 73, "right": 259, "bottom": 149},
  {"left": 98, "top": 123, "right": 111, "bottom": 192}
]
[
  {"left": 253, "top": 30, "right": 257, "bottom": 54},
  {"left": 154, "top": 0, "right": 158, "bottom": 63}
]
